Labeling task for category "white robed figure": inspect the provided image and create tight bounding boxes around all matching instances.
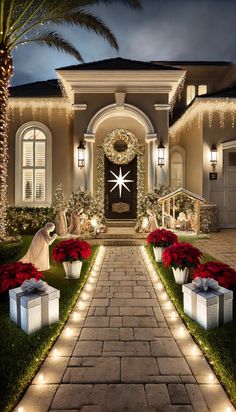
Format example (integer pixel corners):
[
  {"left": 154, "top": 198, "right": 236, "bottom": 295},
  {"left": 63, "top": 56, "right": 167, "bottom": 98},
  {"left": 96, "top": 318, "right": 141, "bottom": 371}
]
[{"left": 20, "top": 222, "right": 57, "bottom": 271}]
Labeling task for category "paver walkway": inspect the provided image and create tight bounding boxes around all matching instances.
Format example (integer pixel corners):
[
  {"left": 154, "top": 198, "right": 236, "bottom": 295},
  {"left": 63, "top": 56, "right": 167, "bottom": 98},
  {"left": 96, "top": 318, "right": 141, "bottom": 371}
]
[
  {"left": 195, "top": 229, "right": 236, "bottom": 270},
  {"left": 16, "top": 246, "right": 234, "bottom": 412}
]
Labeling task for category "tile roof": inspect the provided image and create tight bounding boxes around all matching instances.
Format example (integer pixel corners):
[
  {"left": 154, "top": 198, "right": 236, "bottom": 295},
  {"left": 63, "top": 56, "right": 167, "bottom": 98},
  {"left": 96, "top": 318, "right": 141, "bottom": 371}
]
[
  {"left": 10, "top": 79, "right": 62, "bottom": 98},
  {"left": 57, "top": 57, "right": 180, "bottom": 71}
]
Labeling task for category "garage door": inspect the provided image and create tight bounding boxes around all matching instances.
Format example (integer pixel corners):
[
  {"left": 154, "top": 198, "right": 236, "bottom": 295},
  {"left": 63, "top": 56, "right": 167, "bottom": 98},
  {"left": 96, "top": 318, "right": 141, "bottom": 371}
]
[{"left": 210, "top": 148, "right": 236, "bottom": 228}]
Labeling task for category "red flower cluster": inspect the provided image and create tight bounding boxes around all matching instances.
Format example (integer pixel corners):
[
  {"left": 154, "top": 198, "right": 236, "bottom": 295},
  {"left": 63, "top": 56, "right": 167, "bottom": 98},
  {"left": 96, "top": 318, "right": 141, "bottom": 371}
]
[
  {"left": 146, "top": 228, "right": 178, "bottom": 248},
  {"left": 193, "top": 261, "right": 236, "bottom": 289},
  {"left": 162, "top": 242, "right": 202, "bottom": 270},
  {"left": 52, "top": 239, "right": 92, "bottom": 263},
  {"left": 0, "top": 262, "right": 44, "bottom": 294}
]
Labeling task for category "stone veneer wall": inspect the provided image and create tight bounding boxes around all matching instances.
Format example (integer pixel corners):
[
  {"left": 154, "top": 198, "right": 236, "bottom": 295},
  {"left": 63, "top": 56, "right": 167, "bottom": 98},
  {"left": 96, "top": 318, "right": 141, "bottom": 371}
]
[{"left": 200, "top": 204, "right": 219, "bottom": 233}]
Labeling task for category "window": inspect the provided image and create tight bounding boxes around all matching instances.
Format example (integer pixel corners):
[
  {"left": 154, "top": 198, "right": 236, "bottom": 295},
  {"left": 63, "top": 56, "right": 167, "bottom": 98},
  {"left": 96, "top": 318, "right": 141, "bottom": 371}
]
[
  {"left": 186, "top": 85, "right": 196, "bottom": 105},
  {"left": 170, "top": 147, "right": 185, "bottom": 189},
  {"left": 198, "top": 84, "right": 207, "bottom": 96},
  {"left": 186, "top": 84, "right": 208, "bottom": 105},
  {"left": 15, "top": 122, "right": 52, "bottom": 205}
]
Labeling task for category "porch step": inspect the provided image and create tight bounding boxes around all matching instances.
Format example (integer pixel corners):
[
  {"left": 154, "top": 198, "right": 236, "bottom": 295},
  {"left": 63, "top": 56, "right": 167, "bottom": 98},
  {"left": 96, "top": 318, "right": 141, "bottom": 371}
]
[
  {"left": 88, "top": 238, "right": 145, "bottom": 246},
  {"left": 106, "top": 219, "right": 136, "bottom": 227},
  {"left": 96, "top": 232, "right": 146, "bottom": 239}
]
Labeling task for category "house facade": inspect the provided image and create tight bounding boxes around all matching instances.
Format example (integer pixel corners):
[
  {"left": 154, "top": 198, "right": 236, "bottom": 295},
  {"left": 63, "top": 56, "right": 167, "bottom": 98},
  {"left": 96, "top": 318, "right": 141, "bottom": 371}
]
[{"left": 7, "top": 58, "right": 236, "bottom": 228}]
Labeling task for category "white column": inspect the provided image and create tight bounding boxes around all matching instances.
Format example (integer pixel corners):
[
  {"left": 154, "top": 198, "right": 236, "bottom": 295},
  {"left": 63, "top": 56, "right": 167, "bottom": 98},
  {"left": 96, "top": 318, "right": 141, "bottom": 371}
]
[
  {"left": 154, "top": 104, "right": 171, "bottom": 187},
  {"left": 84, "top": 133, "right": 95, "bottom": 195},
  {"left": 73, "top": 104, "right": 87, "bottom": 191},
  {"left": 145, "top": 133, "right": 157, "bottom": 191}
]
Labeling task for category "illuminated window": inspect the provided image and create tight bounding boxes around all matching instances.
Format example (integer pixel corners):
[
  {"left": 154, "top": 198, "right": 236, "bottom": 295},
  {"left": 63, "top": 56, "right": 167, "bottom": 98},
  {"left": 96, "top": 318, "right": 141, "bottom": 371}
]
[
  {"left": 186, "top": 85, "right": 196, "bottom": 105},
  {"left": 15, "top": 122, "right": 52, "bottom": 205},
  {"left": 198, "top": 84, "right": 207, "bottom": 95},
  {"left": 170, "top": 148, "right": 185, "bottom": 188}
]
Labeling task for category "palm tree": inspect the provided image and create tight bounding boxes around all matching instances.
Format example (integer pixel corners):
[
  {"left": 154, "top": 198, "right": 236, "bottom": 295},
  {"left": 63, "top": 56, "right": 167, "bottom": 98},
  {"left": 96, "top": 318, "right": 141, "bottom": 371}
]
[{"left": 0, "top": 0, "right": 142, "bottom": 239}]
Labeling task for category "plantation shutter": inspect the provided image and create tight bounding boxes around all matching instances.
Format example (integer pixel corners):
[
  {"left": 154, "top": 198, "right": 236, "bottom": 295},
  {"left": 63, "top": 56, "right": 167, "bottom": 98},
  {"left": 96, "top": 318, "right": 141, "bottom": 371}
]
[
  {"left": 23, "top": 170, "right": 33, "bottom": 200},
  {"left": 35, "top": 170, "right": 45, "bottom": 200}
]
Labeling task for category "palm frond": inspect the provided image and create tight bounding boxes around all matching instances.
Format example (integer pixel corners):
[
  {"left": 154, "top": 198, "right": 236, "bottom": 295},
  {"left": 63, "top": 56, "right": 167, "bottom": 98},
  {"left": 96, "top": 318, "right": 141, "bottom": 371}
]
[
  {"left": 49, "top": 9, "right": 118, "bottom": 50},
  {"left": 16, "top": 30, "right": 83, "bottom": 61}
]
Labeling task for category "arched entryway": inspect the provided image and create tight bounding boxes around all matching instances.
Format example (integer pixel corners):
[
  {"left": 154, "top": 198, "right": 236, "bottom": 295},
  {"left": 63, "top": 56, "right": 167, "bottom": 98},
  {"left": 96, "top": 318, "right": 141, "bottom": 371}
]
[{"left": 84, "top": 103, "right": 156, "bottom": 220}]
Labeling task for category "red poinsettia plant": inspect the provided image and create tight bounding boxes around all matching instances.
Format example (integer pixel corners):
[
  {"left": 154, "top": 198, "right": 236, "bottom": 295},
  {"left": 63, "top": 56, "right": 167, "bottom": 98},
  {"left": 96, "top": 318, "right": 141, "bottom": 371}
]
[
  {"left": 162, "top": 242, "right": 202, "bottom": 270},
  {"left": 147, "top": 228, "right": 178, "bottom": 248},
  {"left": 52, "top": 239, "right": 92, "bottom": 263},
  {"left": 0, "top": 262, "right": 44, "bottom": 294},
  {"left": 193, "top": 261, "right": 236, "bottom": 289}
]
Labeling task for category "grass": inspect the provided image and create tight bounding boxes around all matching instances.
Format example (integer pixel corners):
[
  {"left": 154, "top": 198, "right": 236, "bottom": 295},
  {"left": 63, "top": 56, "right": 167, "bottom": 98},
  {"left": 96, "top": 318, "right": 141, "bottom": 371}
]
[
  {"left": 147, "top": 245, "right": 236, "bottom": 407},
  {"left": 0, "top": 236, "right": 99, "bottom": 412}
]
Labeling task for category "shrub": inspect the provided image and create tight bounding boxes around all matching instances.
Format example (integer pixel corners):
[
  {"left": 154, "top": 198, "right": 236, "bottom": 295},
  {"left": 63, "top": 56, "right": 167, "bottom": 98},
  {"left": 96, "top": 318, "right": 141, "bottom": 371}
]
[{"left": 7, "top": 207, "right": 54, "bottom": 236}]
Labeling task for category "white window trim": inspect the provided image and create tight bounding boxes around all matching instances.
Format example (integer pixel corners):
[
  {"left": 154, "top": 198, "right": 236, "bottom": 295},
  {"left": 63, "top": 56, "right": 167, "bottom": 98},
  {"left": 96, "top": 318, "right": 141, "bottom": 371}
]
[
  {"left": 186, "top": 85, "right": 196, "bottom": 105},
  {"left": 170, "top": 145, "right": 186, "bottom": 189},
  {"left": 15, "top": 121, "right": 52, "bottom": 206}
]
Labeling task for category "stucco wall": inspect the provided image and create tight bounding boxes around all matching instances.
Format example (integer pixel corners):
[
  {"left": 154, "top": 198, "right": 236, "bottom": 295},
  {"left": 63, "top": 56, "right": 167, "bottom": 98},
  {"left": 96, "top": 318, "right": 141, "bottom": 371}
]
[
  {"left": 170, "top": 121, "right": 203, "bottom": 196},
  {"left": 7, "top": 102, "right": 73, "bottom": 205},
  {"left": 202, "top": 111, "right": 236, "bottom": 200}
]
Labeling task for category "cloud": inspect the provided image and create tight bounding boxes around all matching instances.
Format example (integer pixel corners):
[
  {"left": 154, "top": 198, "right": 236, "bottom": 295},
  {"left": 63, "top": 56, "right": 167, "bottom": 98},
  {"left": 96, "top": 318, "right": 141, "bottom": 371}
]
[{"left": 11, "top": 0, "right": 236, "bottom": 86}]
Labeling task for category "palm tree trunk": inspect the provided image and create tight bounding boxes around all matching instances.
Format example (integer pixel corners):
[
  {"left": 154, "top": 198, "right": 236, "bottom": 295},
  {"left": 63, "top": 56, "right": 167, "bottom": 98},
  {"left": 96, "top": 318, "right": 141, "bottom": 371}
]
[{"left": 0, "top": 47, "right": 13, "bottom": 240}]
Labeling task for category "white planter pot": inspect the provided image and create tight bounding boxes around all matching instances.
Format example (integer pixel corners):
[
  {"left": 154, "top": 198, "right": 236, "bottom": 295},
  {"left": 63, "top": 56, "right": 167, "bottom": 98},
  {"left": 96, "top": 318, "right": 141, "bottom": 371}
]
[
  {"left": 63, "top": 261, "right": 82, "bottom": 279},
  {"left": 153, "top": 246, "right": 165, "bottom": 263},
  {"left": 172, "top": 267, "right": 189, "bottom": 285}
]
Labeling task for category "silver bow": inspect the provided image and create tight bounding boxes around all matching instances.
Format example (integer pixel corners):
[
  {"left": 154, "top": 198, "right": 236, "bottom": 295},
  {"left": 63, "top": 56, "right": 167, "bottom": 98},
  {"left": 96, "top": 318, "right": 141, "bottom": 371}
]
[
  {"left": 192, "top": 277, "right": 219, "bottom": 292},
  {"left": 21, "top": 278, "right": 48, "bottom": 294}
]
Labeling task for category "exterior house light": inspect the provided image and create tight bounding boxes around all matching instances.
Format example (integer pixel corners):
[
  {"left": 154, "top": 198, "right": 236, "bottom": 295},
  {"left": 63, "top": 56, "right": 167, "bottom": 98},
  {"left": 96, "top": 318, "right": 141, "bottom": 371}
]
[
  {"left": 210, "top": 144, "right": 217, "bottom": 168},
  {"left": 77, "top": 141, "right": 85, "bottom": 168},
  {"left": 157, "top": 140, "right": 165, "bottom": 167}
]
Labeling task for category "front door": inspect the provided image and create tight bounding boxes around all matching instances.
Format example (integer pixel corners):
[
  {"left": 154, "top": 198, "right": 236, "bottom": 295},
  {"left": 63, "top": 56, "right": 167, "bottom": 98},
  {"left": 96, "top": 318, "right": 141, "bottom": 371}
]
[{"left": 105, "top": 156, "right": 137, "bottom": 219}]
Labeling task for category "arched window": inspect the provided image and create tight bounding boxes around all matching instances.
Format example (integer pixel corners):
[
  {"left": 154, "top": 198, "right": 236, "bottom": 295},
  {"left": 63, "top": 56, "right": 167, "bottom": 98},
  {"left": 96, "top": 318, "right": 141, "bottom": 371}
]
[
  {"left": 170, "top": 146, "right": 185, "bottom": 189},
  {"left": 15, "top": 122, "right": 52, "bottom": 205}
]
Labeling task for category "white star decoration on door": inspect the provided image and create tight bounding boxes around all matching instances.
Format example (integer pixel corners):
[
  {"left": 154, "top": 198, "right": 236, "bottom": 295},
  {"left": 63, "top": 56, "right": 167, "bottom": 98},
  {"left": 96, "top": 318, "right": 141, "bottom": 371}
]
[{"left": 108, "top": 167, "right": 134, "bottom": 198}]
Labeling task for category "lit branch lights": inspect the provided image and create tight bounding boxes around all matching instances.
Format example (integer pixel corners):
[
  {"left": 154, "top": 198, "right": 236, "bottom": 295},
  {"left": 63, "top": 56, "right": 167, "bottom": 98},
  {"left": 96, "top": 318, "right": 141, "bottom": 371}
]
[{"left": 0, "top": 48, "right": 13, "bottom": 239}]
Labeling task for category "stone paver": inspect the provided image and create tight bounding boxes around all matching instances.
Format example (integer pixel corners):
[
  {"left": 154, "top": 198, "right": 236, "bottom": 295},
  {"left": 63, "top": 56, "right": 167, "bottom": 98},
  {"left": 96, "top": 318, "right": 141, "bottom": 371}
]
[
  {"left": 16, "top": 246, "right": 235, "bottom": 412},
  {"left": 195, "top": 229, "right": 236, "bottom": 269}
]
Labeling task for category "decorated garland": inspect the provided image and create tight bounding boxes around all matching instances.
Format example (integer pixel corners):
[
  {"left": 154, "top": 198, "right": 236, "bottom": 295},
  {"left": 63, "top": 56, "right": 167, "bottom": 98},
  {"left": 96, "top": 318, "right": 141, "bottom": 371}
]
[{"left": 103, "top": 128, "right": 139, "bottom": 165}]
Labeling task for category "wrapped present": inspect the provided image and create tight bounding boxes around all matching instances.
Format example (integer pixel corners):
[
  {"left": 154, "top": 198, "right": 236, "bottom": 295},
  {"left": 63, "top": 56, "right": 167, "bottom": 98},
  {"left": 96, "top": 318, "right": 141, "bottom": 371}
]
[
  {"left": 40, "top": 286, "right": 60, "bottom": 327},
  {"left": 20, "top": 293, "right": 42, "bottom": 334},
  {"left": 9, "top": 286, "right": 26, "bottom": 326},
  {"left": 9, "top": 279, "right": 60, "bottom": 334},
  {"left": 182, "top": 278, "right": 233, "bottom": 330}
]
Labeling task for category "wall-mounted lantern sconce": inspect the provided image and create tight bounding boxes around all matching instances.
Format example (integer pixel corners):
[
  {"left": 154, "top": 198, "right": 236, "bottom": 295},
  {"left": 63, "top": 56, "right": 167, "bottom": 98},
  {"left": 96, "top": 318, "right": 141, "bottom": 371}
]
[
  {"left": 157, "top": 140, "right": 165, "bottom": 167},
  {"left": 210, "top": 144, "right": 217, "bottom": 169},
  {"left": 77, "top": 141, "right": 86, "bottom": 168}
]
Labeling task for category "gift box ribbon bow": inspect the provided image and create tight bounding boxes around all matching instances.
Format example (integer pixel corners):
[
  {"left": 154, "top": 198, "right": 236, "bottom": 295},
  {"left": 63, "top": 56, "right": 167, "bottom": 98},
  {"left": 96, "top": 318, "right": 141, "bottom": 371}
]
[
  {"left": 192, "top": 277, "right": 219, "bottom": 292},
  {"left": 21, "top": 278, "right": 48, "bottom": 294}
]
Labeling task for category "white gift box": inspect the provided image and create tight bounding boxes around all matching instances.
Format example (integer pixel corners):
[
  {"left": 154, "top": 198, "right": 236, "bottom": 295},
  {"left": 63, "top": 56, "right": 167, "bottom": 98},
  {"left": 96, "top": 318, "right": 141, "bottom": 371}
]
[
  {"left": 20, "top": 294, "right": 42, "bottom": 334},
  {"left": 9, "top": 287, "right": 26, "bottom": 326},
  {"left": 182, "top": 283, "right": 233, "bottom": 330},
  {"left": 9, "top": 285, "right": 60, "bottom": 334},
  {"left": 40, "top": 286, "right": 60, "bottom": 327}
]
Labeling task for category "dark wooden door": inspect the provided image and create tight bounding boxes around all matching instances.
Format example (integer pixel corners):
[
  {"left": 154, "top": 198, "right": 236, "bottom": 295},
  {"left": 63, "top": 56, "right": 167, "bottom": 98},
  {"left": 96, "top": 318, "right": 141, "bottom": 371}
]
[{"left": 105, "top": 156, "right": 137, "bottom": 219}]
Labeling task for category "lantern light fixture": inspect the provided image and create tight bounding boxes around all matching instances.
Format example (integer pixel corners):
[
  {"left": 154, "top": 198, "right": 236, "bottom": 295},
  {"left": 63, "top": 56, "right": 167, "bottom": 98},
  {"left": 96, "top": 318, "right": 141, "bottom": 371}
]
[
  {"left": 77, "top": 141, "right": 85, "bottom": 168},
  {"left": 157, "top": 140, "right": 165, "bottom": 167},
  {"left": 210, "top": 144, "right": 217, "bottom": 169}
]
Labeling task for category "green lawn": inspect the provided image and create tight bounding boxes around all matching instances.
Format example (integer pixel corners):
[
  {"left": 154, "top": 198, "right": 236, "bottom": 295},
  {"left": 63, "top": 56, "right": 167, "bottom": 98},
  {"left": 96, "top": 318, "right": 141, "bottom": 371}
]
[
  {"left": 147, "top": 245, "right": 236, "bottom": 407},
  {"left": 0, "top": 236, "right": 98, "bottom": 412}
]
